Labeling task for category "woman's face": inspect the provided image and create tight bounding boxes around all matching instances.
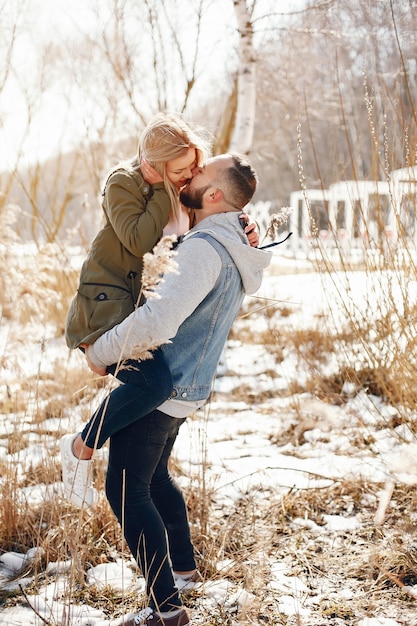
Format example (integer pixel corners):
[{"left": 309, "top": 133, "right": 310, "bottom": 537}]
[{"left": 166, "top": 147, "right": 197, "bottom": 189}]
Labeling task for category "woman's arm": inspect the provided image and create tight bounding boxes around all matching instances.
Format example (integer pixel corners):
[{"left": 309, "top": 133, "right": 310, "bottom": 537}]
[
  {"left": 105, "top": 171, "right": 171, "bottom": 257},
  {"left": 240, "top": 211, "right": 260, "bottom": 247}
]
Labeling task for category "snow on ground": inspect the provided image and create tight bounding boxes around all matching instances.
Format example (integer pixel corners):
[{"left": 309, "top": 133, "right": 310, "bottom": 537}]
[{"left": 0, "top": 253, "right": 417, "bottom": 625}]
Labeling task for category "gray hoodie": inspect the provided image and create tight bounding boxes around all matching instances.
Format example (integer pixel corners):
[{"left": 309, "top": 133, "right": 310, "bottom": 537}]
[{"left": 88, "top": 211, "right": 272, "bottom": 370}]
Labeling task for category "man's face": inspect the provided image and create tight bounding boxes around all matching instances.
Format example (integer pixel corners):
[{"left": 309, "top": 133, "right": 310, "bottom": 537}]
[
  {"left": 179, "top": 157, "right": 228, "bottom": 210},
  {"left": 179, "top": 183, "right": 209, "bottom": 210}
]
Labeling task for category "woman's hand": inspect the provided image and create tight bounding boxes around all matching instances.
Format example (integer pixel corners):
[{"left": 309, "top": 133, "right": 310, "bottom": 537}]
[
  {"left": 141, "top": 159, "right": 163, "bottom": 185},
  {"left": 81, "top": 344, "right": 108, "bottom": 376},
  {"left": 240, "top": 212, "right": 260, "bottom": 247}
]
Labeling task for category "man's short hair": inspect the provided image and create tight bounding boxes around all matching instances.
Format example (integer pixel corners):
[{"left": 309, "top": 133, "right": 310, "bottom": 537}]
[{"left": 222, "top": 153, "right": 258, "bottom": 209}]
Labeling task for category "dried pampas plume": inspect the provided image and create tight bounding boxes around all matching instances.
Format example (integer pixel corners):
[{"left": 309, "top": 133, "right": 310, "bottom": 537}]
[
  {"left": 141, "top": 234, "right": 179, "bottom": 298},
  {"left": 264, "top": 207, "right": 292, "bottom": 243},
  {"left": 116, "top": 235, "right": 179, "bottom": 368}
]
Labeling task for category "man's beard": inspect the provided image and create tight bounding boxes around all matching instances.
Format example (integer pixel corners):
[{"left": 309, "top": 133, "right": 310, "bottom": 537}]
[{"left": 179, "top": 184, "right": 209, "bottom": 210}]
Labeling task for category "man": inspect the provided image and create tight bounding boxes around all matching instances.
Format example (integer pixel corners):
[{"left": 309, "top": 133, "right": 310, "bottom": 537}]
[{"left": 85, "top": 154, "right": 272, "bottom": 626}]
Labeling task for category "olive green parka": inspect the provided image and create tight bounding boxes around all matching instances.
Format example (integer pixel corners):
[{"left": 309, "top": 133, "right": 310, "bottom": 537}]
[{"left": 65, "top": 168, "right": 171, "bottom": 349}]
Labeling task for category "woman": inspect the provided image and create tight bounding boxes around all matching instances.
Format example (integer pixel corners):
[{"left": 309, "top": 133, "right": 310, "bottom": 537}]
[
  {"left": 62, "top": 113, "right": 210, "bottom": 505},
  {"left": 61, "top": 113, "right": 258, "bottom": 507},
  {"left": 65, "top": 112, "right": 209, "bottom": 351}
]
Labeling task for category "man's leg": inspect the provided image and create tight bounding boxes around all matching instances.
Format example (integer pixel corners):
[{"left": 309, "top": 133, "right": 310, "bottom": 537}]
[
  {"left": 151, "top": 439, "right": 197, "bottom": 574},
  {"left": 106, "top": 410, "right": 186, "bottom": 613}
]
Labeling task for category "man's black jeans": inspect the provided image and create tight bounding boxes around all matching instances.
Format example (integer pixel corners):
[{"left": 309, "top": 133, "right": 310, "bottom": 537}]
[{"left": 106, "top": 410, "right": 196, "bottom": 612}]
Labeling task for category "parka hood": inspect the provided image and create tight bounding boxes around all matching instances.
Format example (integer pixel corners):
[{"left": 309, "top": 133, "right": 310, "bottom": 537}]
[{"left": 184, "top": 212, "right": 272, "bottom": 294}]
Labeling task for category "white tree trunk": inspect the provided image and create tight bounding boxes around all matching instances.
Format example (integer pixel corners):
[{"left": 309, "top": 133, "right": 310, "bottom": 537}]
[{"left": 230, "top": 0, "right": 257, "bottom": 155}]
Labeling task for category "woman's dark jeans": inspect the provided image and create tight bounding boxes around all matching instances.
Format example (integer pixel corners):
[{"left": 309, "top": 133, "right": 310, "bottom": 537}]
[
  {"left": 106, "top": 410, "right": 196, "bottom": 612},
  {"left": 80, "top": 349, "right": 173, "bottom": 449}
]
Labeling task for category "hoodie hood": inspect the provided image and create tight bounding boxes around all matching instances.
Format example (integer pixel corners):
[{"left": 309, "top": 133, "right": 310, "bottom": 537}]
[{"left": 184, "top": 212, "right": 272, "bottom": 294}]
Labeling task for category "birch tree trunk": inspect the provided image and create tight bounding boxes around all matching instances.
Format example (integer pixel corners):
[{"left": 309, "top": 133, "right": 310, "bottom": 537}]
[{"left": 230, "top": 0, "right": 257, "bottom": 154}]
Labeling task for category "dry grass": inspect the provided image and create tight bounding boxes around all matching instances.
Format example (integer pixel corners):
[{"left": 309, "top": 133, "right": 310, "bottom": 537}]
[
  {"left": 2, "top": 183, "right": 417, "bottom": 624},
  {"left": 2, "top": 467, "right": 417, "bottom": 624}
]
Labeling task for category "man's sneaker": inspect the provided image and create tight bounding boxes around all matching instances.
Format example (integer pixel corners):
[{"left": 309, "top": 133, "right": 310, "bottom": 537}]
[
  {"left": 110, "top": 607, "right": 190, "bottom": 626},
  {"left": 174, "top": 569, "right": 203, "bottom": 593},
  {"left": 60, "top": 434, "right": 97, "bottom": 508}
]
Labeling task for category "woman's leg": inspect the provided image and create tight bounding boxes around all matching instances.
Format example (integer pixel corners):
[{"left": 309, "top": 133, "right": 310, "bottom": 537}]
[
  {"left": 80, "top": 350, "right": 173, "bottom": 451},
  {"left": 106, "top": 410, "right": 187, "bottom": 612},
  {"left": 60, "top": 351, "right": 173, "bottom": 508}
]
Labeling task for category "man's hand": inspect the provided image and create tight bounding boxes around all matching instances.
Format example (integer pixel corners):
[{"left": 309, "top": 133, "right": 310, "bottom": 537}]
[
  {"left": 141, "top": 159, "right": 163, "bottom": 185},
  {"left": 81, "top": 344, "right": 108, "bottom": 376},
  {"left": 240, "top": 212, "right": 260, "bottom": 247}
]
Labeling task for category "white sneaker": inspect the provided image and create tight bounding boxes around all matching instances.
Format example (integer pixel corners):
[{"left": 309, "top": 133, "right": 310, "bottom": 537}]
[
  {"left": 174, "top": 569, "right": 203, "bottom": 593},
  {"left": 60, "top": 434, "right": 97, "bottom": 508}
]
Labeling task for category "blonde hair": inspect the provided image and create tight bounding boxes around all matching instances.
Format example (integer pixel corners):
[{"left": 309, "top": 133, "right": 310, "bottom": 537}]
[{"left": 130, "top": 113, "right": 211, "bottom": 222}]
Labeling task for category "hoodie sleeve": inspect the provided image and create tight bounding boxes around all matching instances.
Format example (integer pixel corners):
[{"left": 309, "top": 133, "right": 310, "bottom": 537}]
[{"left": 88, "top": 238, "right": 222, "bottom": 368}]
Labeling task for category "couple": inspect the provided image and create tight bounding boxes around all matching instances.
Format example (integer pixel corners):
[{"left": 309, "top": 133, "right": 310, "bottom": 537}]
[{"left": 62, "top": 114, "right": 272, "bottom": 626}]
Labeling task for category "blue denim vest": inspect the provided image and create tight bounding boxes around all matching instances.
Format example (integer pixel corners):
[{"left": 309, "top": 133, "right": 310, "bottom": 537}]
[{"left": 161, "top": 232, "right": 244, "bottom": 402}]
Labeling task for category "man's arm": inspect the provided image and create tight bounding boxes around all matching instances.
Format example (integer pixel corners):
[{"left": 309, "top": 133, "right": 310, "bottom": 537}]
[{"left": 87, "top": 238, "right": 222, "bottom": 370}]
